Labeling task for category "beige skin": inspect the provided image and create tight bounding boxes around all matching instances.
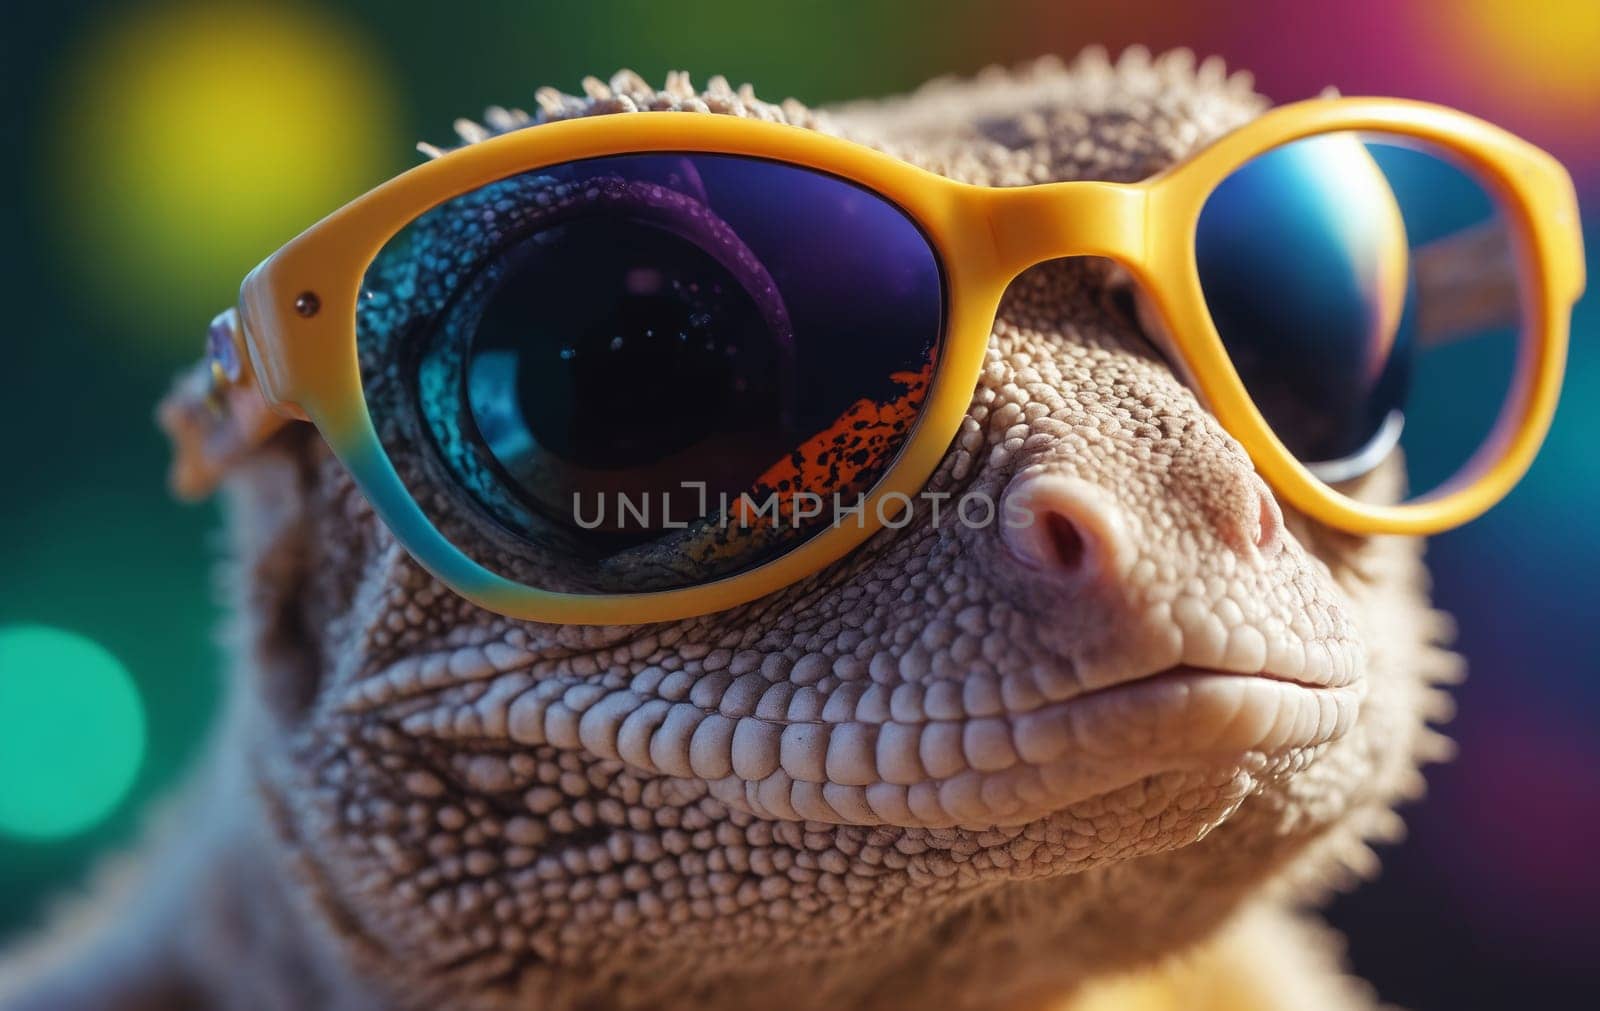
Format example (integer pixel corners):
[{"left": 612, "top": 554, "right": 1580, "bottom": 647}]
[{"left": 0, "top": 49, "right": 1459, "bottom": 1011}]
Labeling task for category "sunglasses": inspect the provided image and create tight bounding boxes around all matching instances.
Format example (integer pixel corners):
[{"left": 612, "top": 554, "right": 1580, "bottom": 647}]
[{"left": 162, "top": 97, "right": 1584, "bottom": 625}]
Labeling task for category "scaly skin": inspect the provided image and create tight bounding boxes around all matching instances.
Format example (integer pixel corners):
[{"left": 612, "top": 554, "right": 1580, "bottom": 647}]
[{"left": 0, "top": 49, "right": 1459, "bottom": 1011}]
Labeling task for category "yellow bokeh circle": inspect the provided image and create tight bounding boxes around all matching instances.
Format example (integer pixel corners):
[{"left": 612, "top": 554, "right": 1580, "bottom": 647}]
[
  {"left": 49, "top": 1, "right": 401, "bottom": 340},
  {"left": 1447, "top": 0, "right": 1600, "bottom": 110}
]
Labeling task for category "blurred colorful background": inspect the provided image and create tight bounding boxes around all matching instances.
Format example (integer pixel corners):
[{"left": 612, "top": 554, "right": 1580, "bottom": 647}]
[{"left": 1, "top": 1, "right": 1594, "bottom": 1007}]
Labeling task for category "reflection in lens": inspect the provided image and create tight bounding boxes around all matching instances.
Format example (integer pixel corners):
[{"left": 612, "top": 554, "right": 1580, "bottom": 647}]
[
  {"left": 358, "top": 154, "right": 944, "bottom": 594},
  {"left": 1197, "top": 132, "right": 1523, "bottom": 501}
]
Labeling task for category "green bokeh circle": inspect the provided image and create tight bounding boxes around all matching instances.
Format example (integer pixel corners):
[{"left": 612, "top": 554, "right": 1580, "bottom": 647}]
[{"left": 0, "top": 625, "right": 146, "bottom": 839}]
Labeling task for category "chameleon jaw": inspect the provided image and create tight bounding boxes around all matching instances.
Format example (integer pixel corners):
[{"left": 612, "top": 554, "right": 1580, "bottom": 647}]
[
  {"left": 346, "top": 630, "right": 1364, "bottom": 832},
  {"left": 700, "top": 665, "right": 1363, "bottom": 830}
]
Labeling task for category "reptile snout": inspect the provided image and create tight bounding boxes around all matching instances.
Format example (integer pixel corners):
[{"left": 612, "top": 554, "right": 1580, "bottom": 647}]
[
  {"left": 1001, "top": 467, "right": 1283, "bottom": 583},
  {"left": 1000, "top": 473, "right": 1135, "bottom": 586}
]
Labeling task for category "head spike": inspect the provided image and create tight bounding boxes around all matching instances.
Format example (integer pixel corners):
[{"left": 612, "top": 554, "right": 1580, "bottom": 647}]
[
  {"left": 452, "top": 117, "right": 489, "bottom": 144},
  {"left": 534, "top": 86, "right": 568, "bottom": 117},
  {"left": 609, "top": 68, "right": 649, "bottom": 95},
  {"left": 664, "top": 70, "right": 696, "bottom": 100}
]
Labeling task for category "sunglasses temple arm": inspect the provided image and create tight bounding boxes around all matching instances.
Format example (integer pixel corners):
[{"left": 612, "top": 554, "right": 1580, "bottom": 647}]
[
  {"left": 1414, "top": 220, "right": 1521, "bottom": 347},
  {"left": 157, "top": 307, "right": 296, "bottom": 501}
]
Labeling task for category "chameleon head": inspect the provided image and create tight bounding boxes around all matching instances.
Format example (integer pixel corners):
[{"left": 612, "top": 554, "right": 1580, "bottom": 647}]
[{"left": 227, "top": 51, "right": 1456, "bottom": 1011}]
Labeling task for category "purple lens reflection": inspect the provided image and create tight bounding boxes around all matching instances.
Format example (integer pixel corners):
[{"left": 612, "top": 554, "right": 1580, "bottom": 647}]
[{"left": 358, "top": 152, "right": 946, "bottom": 593}]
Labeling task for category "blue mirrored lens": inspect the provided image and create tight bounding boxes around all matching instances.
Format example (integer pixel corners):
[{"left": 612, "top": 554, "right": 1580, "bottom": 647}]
[{"left": 1197, "top": 132, "right": 1521, "bottom": 496}]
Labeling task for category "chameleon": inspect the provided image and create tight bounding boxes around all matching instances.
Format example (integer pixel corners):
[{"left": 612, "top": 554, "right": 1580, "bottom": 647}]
[{"left": 0, "top": 47, "right": 1460, "bottom": 1010}]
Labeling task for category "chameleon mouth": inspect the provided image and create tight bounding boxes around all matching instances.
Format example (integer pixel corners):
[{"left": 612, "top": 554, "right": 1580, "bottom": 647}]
[
  {"left": 707, "top": 664, "right": 1363, "bottom": 830},
  {"left": 349, "top": 634, "right": 1364, "bottom": 832}
]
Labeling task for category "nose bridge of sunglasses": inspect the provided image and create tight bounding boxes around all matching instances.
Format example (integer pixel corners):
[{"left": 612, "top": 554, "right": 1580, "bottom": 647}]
[{"left": 971, "top": 180, "right": 1151, "bottom": 281}]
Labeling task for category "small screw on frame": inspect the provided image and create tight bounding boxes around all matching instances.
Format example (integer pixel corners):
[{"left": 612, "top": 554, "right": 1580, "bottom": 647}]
[{"left": 294, "top": 291, "right": 321, "bottom": 318}]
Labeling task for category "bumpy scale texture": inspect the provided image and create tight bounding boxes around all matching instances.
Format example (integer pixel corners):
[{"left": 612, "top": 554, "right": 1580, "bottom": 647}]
[{"left": 0, "top": 48, "right": 1459, "bottom": 1011}]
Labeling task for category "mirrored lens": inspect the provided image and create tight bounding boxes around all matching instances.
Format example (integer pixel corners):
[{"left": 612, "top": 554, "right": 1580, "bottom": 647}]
[
  {"left": 1197, "top": 131, "right": 1525, "bottom": 500},
  {"left": 358, "top": 154, "right": 944, "bottom": 594}
]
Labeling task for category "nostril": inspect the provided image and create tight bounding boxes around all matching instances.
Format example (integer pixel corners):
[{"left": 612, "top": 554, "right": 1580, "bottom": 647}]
[
  {"left": 1001, "top": 473, "right": 1134, "bottom": 584},
  {"left": 1044, "top": 511, "right": 1087, "bottom": 572}
]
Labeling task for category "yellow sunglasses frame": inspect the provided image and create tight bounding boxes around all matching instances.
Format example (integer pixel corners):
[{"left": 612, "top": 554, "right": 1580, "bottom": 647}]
[{"left": 190, "top": 96, "right": 1584, "bottom": 625}]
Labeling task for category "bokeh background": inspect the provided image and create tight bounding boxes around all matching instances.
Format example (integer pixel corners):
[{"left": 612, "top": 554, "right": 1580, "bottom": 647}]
[{"left": 1, "top": 1, "right": 1594, "bottom": 1007}]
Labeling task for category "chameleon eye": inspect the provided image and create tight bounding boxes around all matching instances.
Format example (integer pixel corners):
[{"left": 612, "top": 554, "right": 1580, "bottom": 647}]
[
  {"left": 358, "top": 153, "right": 943, "bottom": 595},
  {"left": 1197, "top": 132, "right": 1525, "bottom": 497}
]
